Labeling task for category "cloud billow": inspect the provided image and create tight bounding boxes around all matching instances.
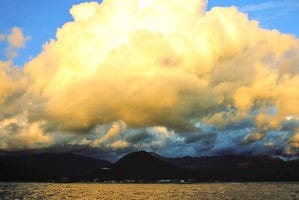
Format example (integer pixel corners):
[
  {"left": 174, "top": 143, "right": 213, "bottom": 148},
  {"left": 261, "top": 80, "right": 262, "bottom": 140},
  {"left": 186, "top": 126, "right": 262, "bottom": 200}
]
[{"left": 0, "top": 0, "right": 299, "bottom": 159}]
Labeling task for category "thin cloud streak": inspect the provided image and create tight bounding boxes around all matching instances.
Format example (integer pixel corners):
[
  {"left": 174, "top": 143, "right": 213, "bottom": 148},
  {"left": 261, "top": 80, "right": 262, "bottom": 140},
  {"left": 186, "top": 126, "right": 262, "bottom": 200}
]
[{"left": 239, "top": 1, "right": 284, "bottom": 12}]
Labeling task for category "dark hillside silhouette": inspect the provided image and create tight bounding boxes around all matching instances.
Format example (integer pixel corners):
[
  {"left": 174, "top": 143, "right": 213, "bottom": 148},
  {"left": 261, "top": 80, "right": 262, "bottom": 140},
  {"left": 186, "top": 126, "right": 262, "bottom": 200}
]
[{"left": 1, "top": 151, "right": 299, "bottom": 182}]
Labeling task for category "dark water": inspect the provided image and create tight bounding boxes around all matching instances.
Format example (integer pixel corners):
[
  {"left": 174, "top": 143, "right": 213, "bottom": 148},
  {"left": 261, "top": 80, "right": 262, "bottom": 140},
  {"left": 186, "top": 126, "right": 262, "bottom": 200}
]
[{"left": 0, "top": 182, "right": 299, "bottom": 200}]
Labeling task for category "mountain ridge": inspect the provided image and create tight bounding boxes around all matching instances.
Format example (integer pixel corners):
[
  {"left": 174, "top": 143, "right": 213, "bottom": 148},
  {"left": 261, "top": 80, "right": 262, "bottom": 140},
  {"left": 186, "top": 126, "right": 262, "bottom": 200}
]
[{"left": 1, "top": 150, "right": 299, "bottom": 182}]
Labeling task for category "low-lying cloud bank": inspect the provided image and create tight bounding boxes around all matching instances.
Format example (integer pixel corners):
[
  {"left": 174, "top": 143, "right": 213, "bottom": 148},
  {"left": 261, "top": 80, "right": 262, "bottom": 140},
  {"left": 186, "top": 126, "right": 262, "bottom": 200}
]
[{"left": 1, "top": 0, "right": 299, "bottom": 159}]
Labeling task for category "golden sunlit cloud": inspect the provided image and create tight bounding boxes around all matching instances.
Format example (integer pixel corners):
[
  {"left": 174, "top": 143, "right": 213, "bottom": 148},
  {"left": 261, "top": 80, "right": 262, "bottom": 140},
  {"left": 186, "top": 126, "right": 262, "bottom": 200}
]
[{"left": 0, "top": 0, "right": 299, "bottom": 158}]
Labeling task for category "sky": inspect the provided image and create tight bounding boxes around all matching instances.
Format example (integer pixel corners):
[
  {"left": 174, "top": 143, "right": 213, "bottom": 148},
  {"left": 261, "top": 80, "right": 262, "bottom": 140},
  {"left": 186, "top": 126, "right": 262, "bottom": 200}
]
[
  {"left": 1, "top": 0, "right": 298, "bottom": 66},
  {"left": 0, "top": 0, "right": 299, "bottom": 161}
]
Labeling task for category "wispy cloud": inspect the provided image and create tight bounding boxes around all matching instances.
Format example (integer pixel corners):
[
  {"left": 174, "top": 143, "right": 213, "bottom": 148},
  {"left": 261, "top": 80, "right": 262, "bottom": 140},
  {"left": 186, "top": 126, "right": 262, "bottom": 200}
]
[
  {"left": 239, "top": 1, "right": 284, "bottom": 12},
  {"left": 240, "top": 0, "right": 299, "bottom": 14}
]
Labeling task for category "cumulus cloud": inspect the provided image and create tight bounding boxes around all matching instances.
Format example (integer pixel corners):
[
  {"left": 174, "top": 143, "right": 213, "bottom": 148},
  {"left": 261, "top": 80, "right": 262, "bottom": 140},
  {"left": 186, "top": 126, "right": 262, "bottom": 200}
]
[
  {"left": 242, "top": 132, "right": 266, "bottom": 145},
  {"left": 0, "top": 27, "right": 30, "bottom": 61},
  {"left": 0, "top": 0, "right": 299, "bottom": 159},
  {"left": 7, "top": 27, "right": 27, "bottom": 49},
  {"left": 0, "top": 61, "right": 27, "bottom": 116},
  {"left": 0, "top": 112, "right": 52, "bottom": 150}
]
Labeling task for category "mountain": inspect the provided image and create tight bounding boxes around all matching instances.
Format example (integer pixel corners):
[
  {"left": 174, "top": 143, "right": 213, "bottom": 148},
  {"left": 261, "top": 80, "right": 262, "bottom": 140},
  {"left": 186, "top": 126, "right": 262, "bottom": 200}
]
[
  {"left": 1, "top": 150, "right": 299, "bottom": 182},
  {"left": 166, "top": 155, "right": 283, "bottom": 172},
  {"left": 0, "top": 153, "right": 112, "bottom": 181},
  {"left": 108, "top": 150, "right": 186, "bottom": 180},
  {"left": 166, "top": 155, "right": 299, "bottom": 181},
  {"left": 107, "top": 152, "right": 299, "bottom": 181}
]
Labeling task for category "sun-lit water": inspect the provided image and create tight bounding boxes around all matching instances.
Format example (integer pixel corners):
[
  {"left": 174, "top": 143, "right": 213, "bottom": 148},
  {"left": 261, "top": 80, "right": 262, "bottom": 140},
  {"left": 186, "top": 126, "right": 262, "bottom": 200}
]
[{"left": 0, "top": 182, "right": 299, "bottom": 200}]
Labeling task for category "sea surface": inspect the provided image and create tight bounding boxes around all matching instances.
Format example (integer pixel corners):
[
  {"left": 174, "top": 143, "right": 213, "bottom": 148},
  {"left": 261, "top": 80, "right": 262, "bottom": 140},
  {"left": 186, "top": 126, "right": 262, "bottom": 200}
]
[{"left": 0, "top": 182, "right": 299, "bottom": 200}]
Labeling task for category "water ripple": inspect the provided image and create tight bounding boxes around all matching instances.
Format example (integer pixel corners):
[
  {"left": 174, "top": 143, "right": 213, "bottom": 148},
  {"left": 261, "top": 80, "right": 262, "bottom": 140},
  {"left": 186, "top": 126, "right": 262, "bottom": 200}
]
[{"left": 0, "top": 182, "right": 298, "bottom": 200}]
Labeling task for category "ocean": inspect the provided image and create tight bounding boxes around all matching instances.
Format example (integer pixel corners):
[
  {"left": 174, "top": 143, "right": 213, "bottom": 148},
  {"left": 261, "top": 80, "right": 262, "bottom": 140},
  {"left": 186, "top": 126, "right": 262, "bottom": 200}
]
[{"left": 0, "top": 182, "right": 298, "bottom": 199}]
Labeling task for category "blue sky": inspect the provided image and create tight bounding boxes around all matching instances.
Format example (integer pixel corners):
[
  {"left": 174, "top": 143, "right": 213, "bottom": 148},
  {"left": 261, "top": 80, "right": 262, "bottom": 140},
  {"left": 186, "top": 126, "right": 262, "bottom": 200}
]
[
  {"left": 207, "top": 0, "right": 299, "bottom": 36},
  {"left": 0, "top": 0, "right": 298, "bottom": 66}
]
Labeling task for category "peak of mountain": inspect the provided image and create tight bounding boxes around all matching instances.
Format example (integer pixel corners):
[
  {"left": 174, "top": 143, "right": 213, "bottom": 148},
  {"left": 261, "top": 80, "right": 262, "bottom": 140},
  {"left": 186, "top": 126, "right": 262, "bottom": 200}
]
[
  {"left": 110, "top": 150, "right": 185, "bottom": 180},
  {"left": 115, "top": 150, "right": 167, "bottom": 165}
]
